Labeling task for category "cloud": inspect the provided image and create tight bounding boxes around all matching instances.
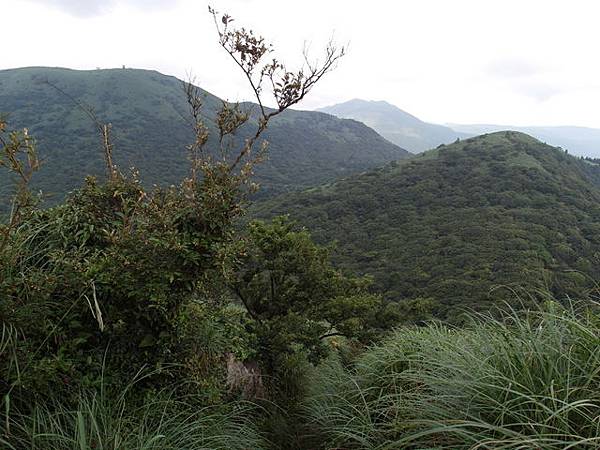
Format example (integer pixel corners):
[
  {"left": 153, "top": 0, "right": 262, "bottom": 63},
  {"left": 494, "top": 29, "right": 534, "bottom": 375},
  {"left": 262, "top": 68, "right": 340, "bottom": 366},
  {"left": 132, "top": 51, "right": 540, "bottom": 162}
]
[
  {"left": 7, "top": 0, "right": 600, "bottom": 128},
  {"left": 513, "top": 81, "right": 565, "bottom": 102},
  {"left": 485, "top": 58, "right": 547, "bottom": 79},
  {"left": 485, "top": 58, "right": 566, "bottom": 102},
  {"left": 25, "top": 0, "right": 180, "bottom": 17}
]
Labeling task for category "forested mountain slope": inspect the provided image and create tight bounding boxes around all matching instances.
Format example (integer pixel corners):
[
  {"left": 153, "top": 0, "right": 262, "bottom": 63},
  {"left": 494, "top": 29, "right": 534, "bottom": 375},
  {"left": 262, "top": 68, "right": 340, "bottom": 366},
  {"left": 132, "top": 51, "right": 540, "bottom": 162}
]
[
  {"left": 0, "top": 67, "right": 409, "bottom": 210},
  {"left": 253, "top": 131, "right": 600, "bottom": 319}
]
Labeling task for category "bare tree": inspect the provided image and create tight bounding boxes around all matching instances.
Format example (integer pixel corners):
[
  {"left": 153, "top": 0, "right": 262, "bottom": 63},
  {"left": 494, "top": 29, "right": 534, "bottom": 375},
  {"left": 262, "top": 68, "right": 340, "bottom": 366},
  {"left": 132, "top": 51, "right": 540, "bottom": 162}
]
[{"left": 184, "top": 6, "right": 345, "bottom": 191}]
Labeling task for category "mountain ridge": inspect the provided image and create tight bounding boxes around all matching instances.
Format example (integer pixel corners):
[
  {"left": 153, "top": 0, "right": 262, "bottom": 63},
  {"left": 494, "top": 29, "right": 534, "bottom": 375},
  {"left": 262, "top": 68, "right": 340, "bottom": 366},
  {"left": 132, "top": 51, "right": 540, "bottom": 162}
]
[
  {"left": 0, "top": 67, "right": 410, "bottom": 210},
  {"left": 450, "top": 123, "right": 600, "bottom": 157},
  {"left": 317, "top": 97, "right": 600, "bottom": 157}
]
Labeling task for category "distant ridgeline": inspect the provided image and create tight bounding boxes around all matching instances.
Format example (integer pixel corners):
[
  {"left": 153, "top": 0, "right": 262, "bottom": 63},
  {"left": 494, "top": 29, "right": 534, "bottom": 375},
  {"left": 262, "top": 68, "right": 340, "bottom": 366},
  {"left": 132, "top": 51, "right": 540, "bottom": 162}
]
[
  {"left": 319, "top": 99, "right": 600, "bottom": 158},
  {"left": 318, "top": 98, "right": 468, "bottom": 153},
  {"left": 0, "top": 67, "right": 409, "bottom": 212},
  {"left": 252, "top": 131, "right": 600, "bottom": 321}
]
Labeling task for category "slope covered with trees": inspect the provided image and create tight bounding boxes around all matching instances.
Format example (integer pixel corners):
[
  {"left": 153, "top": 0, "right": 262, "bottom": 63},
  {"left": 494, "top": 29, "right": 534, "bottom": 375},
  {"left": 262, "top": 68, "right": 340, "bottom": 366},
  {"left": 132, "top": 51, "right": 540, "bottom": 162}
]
[
  {"left": 0, "top": 67, "right": 409, "bottom": 211},
  {"left": 253, "top": 131, "right": 600, "bottom": 320},
  {"left": 0, "top": 14, "right": 403, "bottom": 448}
]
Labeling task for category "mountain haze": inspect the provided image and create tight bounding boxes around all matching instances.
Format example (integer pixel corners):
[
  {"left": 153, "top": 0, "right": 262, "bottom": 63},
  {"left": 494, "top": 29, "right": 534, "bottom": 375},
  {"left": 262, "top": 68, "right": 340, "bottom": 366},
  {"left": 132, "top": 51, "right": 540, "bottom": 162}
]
[
  {"left": 318, "top": 99, "right": 467, "bottom": 153},
  {"left": 253, "top": 131, "right": 600, "bottom": 320},
  {"left": 450, "top": 123, "right": 600, "bottom": 158},
  {"left": 0, "top": 67, "right": 410, "bottom": 209},
  {"left": 318, "top": 99, "right": 600, "bottom": 158}
]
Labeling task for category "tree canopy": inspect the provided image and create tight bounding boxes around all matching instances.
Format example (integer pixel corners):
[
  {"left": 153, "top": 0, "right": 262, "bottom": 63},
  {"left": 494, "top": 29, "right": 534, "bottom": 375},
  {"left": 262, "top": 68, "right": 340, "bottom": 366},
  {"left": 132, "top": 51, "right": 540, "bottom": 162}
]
[{"left": 252, "top": 131, "right": 600, "bottom": 321}]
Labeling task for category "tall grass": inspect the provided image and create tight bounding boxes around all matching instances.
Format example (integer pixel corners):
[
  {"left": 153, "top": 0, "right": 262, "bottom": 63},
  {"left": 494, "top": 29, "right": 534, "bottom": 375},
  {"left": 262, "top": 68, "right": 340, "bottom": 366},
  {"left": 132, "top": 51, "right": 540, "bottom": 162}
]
[
  {"left": 0, "top": 330, "right": 266, "bottom": 450},
  {"left": 304, "top": 302, "right": 600, "bottom": 449},
  {"left": 1, "top": 387, "right": 266, "bottom": 450}
]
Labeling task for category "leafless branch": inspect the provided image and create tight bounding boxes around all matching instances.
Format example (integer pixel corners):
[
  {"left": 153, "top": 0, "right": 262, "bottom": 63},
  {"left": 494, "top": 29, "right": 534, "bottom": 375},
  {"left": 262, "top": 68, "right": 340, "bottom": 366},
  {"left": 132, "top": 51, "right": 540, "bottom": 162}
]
[
  {"left": 207, "top": 6, "right": 345, "bottom": 172},
  {"left": 0, "top": 118, "right": 40, "bottom": 254},
  {"left": 183, "top": 80, "right": 210, "bottom": 184}
]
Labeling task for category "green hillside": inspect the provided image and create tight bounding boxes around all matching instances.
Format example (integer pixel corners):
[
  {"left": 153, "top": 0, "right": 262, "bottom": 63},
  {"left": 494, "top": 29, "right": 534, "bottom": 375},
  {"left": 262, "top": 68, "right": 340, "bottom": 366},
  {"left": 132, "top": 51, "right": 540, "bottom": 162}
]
[
  {"left": 318, "top": 98, "right": 468, "bottom": 152},
  {"left": 0, "top": 67, "right": 409, "bottom": 209},
  {"left": 252, "top": 131, "right": 600, "bottom": 320}
]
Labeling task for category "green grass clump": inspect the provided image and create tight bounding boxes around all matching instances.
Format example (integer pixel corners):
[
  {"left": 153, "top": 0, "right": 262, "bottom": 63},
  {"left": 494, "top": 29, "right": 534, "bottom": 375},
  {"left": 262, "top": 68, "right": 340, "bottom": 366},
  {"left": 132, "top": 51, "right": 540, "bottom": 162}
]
[
  {"left": 1, "top": 387, "right": 266, "bottom": 450},
  {"left": 304, "top": 302, "right": 600, "bottom": 449}
]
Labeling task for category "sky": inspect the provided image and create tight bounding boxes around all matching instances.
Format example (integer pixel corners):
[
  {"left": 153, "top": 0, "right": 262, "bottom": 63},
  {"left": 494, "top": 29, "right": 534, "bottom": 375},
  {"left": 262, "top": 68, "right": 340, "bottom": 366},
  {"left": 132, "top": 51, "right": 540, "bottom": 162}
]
[{"left": 2, "top": 0, "right": 600, "bottom": 128}]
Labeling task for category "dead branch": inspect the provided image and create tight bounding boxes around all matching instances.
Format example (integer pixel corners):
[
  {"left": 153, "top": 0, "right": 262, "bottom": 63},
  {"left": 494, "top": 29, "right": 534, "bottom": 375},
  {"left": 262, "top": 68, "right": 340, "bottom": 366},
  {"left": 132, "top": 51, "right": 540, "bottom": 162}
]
[
  {"left": 0, "top": 118, "right": 40, "bottom": 254},
  {"left": 207, "top": 6, "right": 345, "bottom": 172}
]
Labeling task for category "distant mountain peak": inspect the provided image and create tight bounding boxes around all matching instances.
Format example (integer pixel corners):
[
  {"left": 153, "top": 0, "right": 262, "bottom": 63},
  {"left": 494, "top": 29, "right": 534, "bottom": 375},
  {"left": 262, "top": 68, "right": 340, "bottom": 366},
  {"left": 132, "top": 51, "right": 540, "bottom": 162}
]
[
  {"left": 321, "top": 98, "right": 418, "bottom": 116},
  {"left": 318, "top": 99, "right": 466, "bottom": 153},
  {"left": 343, "top": 98, "right": 396, "bottom": 107}
]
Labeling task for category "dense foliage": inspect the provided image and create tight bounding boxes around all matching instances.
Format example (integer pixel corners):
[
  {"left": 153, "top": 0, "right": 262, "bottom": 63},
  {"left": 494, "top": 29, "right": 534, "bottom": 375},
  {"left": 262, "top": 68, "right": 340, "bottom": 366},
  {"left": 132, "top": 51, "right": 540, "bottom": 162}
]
[
  {"left": 0, "top": 67, "right": 409, "bottom": 213},
  {"left": 0, "top": 151, "right": 254, "bottom": 403},
  {"left": 0, "top": 12, "right": 404, "bottom": 447},
  {"left": 253, "top": 131, "right": 600, "bottom": 321},
  {"left": 2, "top": 11, "right": 600, "bottom": 449},
  {"left": 230, "top": 217, "right": 396, "bottom": 373}
]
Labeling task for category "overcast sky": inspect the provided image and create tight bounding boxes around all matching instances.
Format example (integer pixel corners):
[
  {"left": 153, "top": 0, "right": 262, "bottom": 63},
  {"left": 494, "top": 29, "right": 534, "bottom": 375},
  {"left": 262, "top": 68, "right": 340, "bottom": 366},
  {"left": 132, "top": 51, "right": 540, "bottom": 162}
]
[{"left": 2, "top": 0, "right": 600, "bottom": 128}]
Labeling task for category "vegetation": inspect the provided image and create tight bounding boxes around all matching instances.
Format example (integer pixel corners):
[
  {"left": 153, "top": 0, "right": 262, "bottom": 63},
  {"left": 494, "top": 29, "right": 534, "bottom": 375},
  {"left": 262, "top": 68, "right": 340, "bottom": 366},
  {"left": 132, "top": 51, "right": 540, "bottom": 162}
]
[
  {"left": 0, "top": 67, "right": 408, "bottom": 213},
  {"left": 229, "top": 217, "right": 397, "bottom": 373},
  {"left": 1, "top": 382, "right": 264, "bottom": 450},
  {"left": 0, "top": 8, "right": 390, "bottom": 449},
  {"left": 452, "top": 123, "right": 600, "bottom": 158},
  {"left": 2, "top": 8, "right": 600, "bottom": 450},
  {"left": 253, "top": 131, "right": 600, "bottom": 321},
  {"left": 303, "top": 302, "right": 600, "bottom": 449}
]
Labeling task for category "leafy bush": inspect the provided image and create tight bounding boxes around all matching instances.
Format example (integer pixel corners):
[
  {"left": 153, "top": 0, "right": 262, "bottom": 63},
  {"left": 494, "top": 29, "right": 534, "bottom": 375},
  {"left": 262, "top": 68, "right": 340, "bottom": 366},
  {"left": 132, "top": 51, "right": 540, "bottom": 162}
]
[
  {"left": 0, "top": 169, "right": 251, "bottom": 404},
  {"left": 229, "top": 217, "right": 398, "bottom": 374}
]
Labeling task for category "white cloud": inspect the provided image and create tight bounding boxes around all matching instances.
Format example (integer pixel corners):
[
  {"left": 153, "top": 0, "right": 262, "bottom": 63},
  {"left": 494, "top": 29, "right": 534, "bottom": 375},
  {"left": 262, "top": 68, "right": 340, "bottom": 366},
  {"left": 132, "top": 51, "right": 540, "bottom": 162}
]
[
  {"left": 3, "top": 0, "right": 600, "bottom": 128},
  {"left": 486, "top": 58, "right": 550, "bottom": 79},
  {"left": 23, "top": 0, "right": 181, "bottom": 17}
]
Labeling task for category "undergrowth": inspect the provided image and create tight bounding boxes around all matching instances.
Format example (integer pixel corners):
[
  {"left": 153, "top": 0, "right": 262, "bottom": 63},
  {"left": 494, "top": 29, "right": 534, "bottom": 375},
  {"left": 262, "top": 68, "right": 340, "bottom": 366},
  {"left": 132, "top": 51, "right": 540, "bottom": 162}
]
[{"left": 303, "top": 302, "right": 600, "bottom": 449}]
